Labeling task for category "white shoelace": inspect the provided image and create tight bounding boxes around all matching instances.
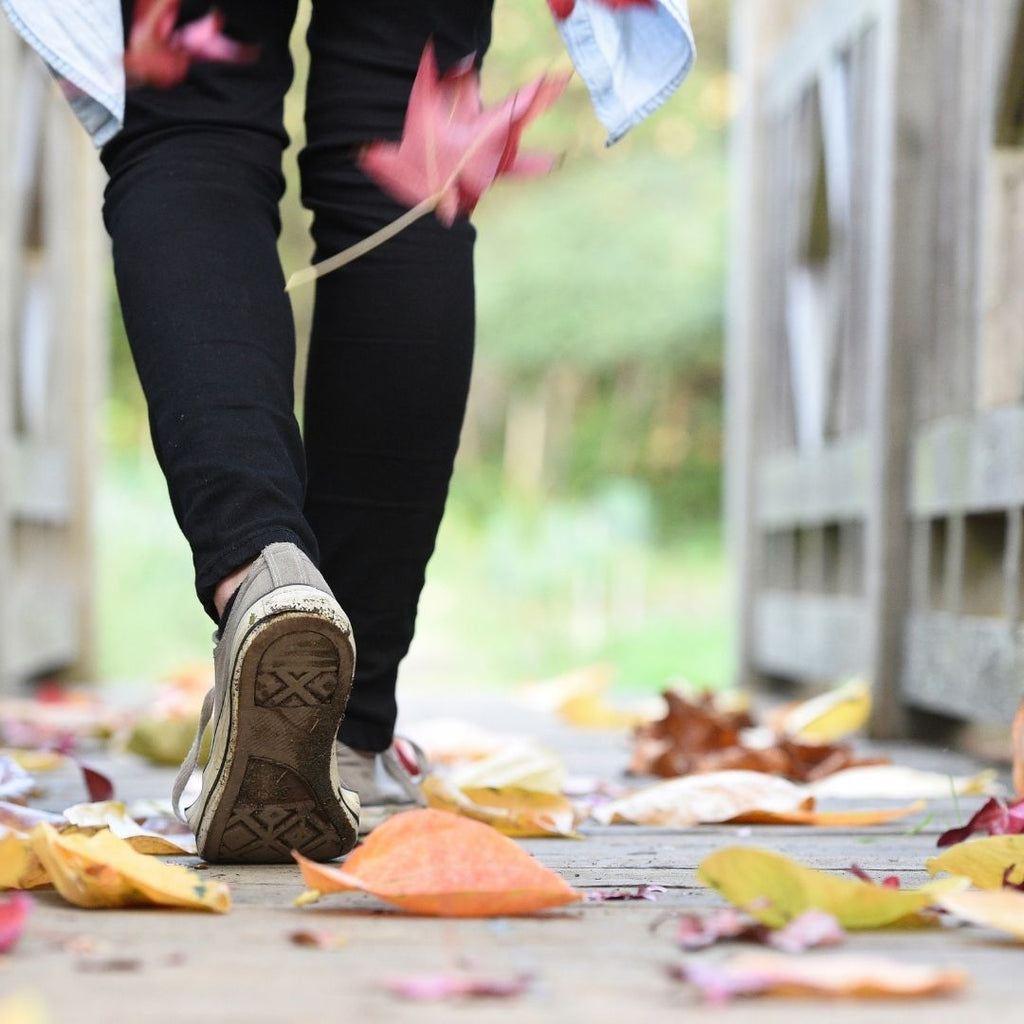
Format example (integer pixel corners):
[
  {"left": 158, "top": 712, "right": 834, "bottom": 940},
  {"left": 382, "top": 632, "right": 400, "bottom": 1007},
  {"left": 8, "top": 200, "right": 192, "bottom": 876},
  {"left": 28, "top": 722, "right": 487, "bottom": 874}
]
[{"left": 171, "top": 686, "right": 216, "bottom": 823}]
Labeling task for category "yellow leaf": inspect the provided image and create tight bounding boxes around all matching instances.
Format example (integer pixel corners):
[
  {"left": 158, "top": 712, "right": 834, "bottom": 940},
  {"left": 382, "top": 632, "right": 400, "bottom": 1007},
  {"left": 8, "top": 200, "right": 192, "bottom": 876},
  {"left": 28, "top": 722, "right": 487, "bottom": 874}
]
[
  {"left": 61, "top": 802, "right": 196, "bottom": 855},
  {"left": 938, "top": 889, "right": 1024, "bottom": 940},
  {"left": 0, "top": 832, "right": 49, "bottom": 890},
  {"left": 0, "top": 993, "right": 48, "bottom": 1024},
  {"left": 1, "top": 749, "right": 65, "bottom": 773},
  {"left": 777, "top": 679, "right": 871, "bottom": 743},
  {"left": 697, "top": 847, "right": 968, "bottom": 929},
  {"left": 592, "top": 771, "right": 812, "bottom": 827},
  {"left": 422, "top": 775, "right": 582, "bottom": 838},
  {"left": 28, "top": 824, "right": 229, "bottom": 912},
  {"left": 927, "top": 835, "right": 1024, "bottom": 889},
  {"left": 294, "top": 808, "right": 581, "bottom": 917}
]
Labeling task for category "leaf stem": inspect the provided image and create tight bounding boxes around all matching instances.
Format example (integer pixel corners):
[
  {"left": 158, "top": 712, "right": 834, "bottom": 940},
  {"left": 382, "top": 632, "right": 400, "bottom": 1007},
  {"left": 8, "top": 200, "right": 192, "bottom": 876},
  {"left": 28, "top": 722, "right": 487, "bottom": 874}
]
[{"left": 285, "top": 194, "right": 439, "bottom": 292}]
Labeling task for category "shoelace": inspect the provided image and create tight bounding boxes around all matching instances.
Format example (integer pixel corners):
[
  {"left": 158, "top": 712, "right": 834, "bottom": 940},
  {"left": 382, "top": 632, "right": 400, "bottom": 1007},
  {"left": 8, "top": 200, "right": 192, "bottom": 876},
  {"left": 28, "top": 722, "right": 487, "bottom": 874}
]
[{"left": 170, "top": 685, "right": 216, "bottom": 823}]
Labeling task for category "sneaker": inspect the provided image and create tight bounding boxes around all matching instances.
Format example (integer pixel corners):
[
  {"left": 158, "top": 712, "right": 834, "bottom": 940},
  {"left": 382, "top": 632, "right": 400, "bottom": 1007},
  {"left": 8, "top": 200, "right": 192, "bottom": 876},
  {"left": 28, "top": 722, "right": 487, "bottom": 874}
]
[
  {"left": 334, "top": 737, "right": 428, "bottom": 835},
  {"left": 172, "top": 542, "right": 360, "bottom": 863}
]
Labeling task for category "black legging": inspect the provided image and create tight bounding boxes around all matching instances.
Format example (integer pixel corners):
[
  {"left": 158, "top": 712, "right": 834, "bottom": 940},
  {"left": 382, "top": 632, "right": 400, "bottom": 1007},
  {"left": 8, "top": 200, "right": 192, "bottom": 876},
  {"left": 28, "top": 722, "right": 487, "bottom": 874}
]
[{"left": 101, "top": 0, "right": 494, "bottom": 751}]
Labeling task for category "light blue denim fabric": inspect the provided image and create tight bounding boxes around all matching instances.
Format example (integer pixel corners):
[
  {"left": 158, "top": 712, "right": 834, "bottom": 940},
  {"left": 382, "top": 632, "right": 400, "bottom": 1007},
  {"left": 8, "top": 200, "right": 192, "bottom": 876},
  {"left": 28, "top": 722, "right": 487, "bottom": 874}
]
[
  {"left": 557, "top": 0, "right": 696, "bottom": 144},
  {"left": 2, "top": 0, "right": 124, "bottom": 145},
  {"left": 1, "top": 0, "right": 694, "bottom": 148}
]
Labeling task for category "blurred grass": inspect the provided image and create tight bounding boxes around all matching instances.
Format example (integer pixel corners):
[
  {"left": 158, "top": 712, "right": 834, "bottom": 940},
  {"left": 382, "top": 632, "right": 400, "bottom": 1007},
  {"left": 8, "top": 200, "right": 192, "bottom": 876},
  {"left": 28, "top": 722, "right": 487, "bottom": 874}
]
[{"left": 97, "top": 451, "right": 731, "bottom": 693}]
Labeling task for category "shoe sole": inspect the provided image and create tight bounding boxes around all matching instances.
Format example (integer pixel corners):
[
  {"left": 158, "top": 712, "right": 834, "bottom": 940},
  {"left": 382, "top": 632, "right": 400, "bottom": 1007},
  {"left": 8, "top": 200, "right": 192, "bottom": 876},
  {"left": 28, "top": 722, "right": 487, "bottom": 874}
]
[{"left": 191, "top": 594, "right": 357, "bottom": 864}]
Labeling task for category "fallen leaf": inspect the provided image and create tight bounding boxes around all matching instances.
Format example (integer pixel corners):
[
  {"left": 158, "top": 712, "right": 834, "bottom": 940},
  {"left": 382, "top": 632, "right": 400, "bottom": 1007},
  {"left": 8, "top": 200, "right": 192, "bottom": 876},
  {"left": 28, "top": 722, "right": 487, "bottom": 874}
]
[
  {"left": 0, "top": 833, "right": 48, "bottom": 891},
  {"left": 926, "top": 835, "right": 1024, "bottom": 889},
  {"left": 673, "top": 952, "right": 968, "bottom": 1004},
  {"left": 77, "top": 763, "right": 114, "bottom": 803},
  {"left": 28, "top": 824, "right": 229, "bottom": 912},
  {"left": 447, "top": 743, "right": 565, "bottom": 794},
  {"left": 123, "top": 0, "right": 259, "bottom": 89},
  {"left": 772, "top": 679, "right": 871, "bottom": 743},
  {"left": 848, "top": 865, "right": 901, "bottom": 888},
  {"left": 585, "top": 884, "right": 665, "bottom": 901},
  {"left": 383, "top": 971, "right": 531, "bottom": 1001},
  {"left": 0, "top": 993, "right": 48, "bottom": 1024},
  {"left": 0, "top": 750, "right": 64, "bottom": 773},
  {"left": 0, "top": 803, "right": 64, "bottom": 833},
  {"left": 0, "top": 893, "right": 31, "bottom": 953},
  {"left": 697, "top": 847, "right": 967, "bottom": 929},
  {"left": 289, "top": 929, "right": 348, "bottom": 950},
  {"left": 422, "top": 776, "right": 581, "bottom": 838},
  {"left": 673, "top": 908, "right": 844, "bottom": 953},
  {"left": 61, "top": 802, "right": 196, "bottom": 855},
  {"left": 936, "top": 888, "right": 1024, "bottom": 941},
  {"left": 591, "top": 771, "right": 812, "bottom": 826},
  {"left": 294, "top": 808, "right": 581, "bottom": 917},
  {"left": 767, "top": 909, "right": 846, "bottom": 953},
  {"left": 1014, "top": 696, "right": 1024, "bottom": 798},
  {"left": 0, "top": 758, "right": 34, "bottom": 803},
  {"left": 731, "top": 801, "right": 927, "bottom": 828},
  {"left": 808, "top": 765, "right": 999, "bottom": 800},
  {"left": 937, "top": 797, "right": 1024, "bottom": 847}
]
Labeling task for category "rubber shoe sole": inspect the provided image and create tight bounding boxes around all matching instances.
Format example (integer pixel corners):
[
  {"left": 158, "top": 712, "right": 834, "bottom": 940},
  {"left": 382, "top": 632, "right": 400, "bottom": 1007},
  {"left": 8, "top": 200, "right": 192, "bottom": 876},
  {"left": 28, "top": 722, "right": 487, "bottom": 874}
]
[{"left": 189, "top": 591, "right": 357, "bottom": 864}]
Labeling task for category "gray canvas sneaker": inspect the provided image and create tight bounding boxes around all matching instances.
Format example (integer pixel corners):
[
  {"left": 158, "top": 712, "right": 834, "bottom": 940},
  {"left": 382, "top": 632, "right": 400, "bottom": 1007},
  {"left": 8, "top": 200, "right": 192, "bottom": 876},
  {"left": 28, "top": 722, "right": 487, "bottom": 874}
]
[
  {"left": 334, "top": 738, "right": 428, "bottom": 835},
  {"left": 172, "top": 542, "right": 360, "bottom": 863}
]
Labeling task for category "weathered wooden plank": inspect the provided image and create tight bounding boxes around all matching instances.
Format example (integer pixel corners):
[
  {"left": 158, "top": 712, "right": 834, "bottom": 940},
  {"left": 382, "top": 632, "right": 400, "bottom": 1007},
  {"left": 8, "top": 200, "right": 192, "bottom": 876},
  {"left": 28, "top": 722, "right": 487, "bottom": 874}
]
[
  {"left": 756, "top": 437, "right": 870, "bottom": 527},
  {"left": 753, "top": 591, "right": 869, "bottom": 678},
  {"left": 903, "top": 610, "right": 1023, "bottom": 722}
]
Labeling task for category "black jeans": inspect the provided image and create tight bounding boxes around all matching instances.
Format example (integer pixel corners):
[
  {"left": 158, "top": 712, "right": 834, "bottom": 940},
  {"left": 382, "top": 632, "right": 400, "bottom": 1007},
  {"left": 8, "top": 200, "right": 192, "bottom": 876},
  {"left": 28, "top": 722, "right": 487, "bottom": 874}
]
[{"left": 101, "top": 0, "right": 493, "bottom": 751}]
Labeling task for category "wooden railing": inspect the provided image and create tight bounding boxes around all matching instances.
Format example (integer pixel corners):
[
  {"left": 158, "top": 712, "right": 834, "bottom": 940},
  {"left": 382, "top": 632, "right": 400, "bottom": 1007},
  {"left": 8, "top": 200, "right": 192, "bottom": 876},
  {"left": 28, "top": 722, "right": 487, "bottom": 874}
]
[
  {"left": 728, "top": 0, "right": 1024, "bottom": 736},
  {"left": 0, "top": 23, "right": 106, "bottom": 688}
]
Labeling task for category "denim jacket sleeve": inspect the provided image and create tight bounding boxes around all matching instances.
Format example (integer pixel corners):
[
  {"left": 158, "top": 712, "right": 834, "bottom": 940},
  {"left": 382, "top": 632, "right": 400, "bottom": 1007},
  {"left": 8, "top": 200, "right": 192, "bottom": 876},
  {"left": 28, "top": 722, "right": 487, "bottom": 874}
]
[{"left": 1, "top": 0, "right": 693, "bottom": 148}]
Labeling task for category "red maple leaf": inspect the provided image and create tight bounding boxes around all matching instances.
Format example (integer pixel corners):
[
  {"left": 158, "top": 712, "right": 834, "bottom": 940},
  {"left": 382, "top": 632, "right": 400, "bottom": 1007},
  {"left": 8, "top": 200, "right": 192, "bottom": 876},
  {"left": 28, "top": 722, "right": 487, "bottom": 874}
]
[
  {"left": 359, "top": 41, "right": 570, "bottom": 226},
  {"left": 124, "top": 0, "right": 259, "bottom": 90},
  {"left": 548, "top": 0, "right": 656, "bottom": 21},
  {"left": 936, "top": 796, "right": 1024, "bottom": 847}
]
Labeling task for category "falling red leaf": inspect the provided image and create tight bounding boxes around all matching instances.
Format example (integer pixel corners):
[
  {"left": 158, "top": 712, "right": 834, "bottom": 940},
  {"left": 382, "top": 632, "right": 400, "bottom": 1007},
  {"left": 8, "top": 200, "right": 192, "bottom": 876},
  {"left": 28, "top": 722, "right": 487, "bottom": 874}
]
[
  {"left": 937, "top": 797, "right": 1024, "bottom": 847},
  {"left": 360, "top": 42, "right": 570, "bottom": 226},
  {"left": 124, "top": 0, "right": 259, "bottom": 89},
  {"left": 383, "top": 972, "right": 531, "bottom": 1001},
  {"left": 0, "top": 893, "right": 31, "bottom": 953},
  {"left": 547, "top": 0, "right": 656, "bottom": 20}
]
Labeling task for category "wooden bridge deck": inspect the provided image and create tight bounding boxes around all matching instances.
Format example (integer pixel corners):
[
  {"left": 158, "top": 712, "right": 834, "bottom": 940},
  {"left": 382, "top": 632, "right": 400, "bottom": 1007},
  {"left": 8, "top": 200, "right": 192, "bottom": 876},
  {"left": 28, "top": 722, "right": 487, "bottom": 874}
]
[{"left": 6, "top": 689, "right": 1018, "bottom": 1022}]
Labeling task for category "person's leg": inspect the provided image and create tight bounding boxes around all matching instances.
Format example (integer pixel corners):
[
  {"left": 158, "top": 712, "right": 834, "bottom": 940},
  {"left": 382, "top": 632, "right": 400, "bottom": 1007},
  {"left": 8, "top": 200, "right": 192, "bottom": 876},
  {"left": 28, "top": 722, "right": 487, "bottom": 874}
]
[
  {"left": 102, "top": 0, "right": 314, "bottom": 620},
  {"left": 103, "top": 1, "right": 358, "bottom": 863},
  {"left": 300, "top": 0, "right": 494, "bottom": 752}
]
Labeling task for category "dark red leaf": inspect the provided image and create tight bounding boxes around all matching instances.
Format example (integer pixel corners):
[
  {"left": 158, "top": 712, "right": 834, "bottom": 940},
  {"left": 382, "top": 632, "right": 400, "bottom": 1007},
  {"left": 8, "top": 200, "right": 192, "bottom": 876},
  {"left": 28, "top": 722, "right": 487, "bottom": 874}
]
[
  {"left": 937, "top": 797, "right": 1024, "bottom": 847},
  {"left": 360, "top": 42, "right": 569, "bottom": 225},
  {"left": 847, "top": 865, "right": 901, "bottom": 888},
  {"left": 78, "top": 762, "right": 115, "bottom": 802}
]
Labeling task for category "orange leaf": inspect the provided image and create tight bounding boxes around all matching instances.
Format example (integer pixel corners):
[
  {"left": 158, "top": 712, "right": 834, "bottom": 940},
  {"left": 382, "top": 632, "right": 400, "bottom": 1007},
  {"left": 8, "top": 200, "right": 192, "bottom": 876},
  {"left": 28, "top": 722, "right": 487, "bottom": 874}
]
[
  {"left": 731, "top": 801, "right": 927, "bottom": 827},
  {"left": 294, "top": 808, "right": 581, "bottom": 917}
]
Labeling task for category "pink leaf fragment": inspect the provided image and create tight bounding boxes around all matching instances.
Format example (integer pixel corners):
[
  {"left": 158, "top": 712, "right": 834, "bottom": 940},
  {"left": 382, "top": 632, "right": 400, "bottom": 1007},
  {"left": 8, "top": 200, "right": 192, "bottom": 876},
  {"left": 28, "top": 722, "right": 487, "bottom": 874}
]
[
  {"left": 674, "top": 908, "right": 846, "bottom": 953},
  {"left": 586, "top": 884, "right": 666, "bottom": 902},
  {"left": 766, "top": 910, "right": 846, "bottom": 954},
  {"left": 383, "top": 972, "right": 532, "bottom": 1002},
  {"left": 0, "top": 802, "right": 64, "bottom": 833},
  {"left": 0, "top": 893, "right": 32, "bottom": 954},
  {"left": 937, "top": 797, "right": 1024, "bottom": 847},
  {"left": 124, "top": 0, "right": 259, "bottom": 90}
]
